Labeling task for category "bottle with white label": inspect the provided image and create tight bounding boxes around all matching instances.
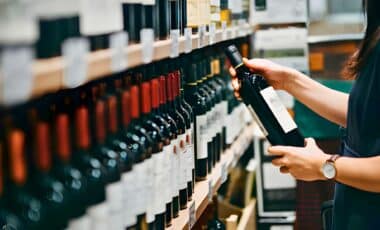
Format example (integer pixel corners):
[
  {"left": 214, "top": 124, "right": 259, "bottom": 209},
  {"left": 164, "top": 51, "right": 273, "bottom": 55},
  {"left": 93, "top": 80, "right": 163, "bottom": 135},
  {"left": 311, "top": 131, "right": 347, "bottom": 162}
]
[
  {"left": 225, "top": 45, "right": 304, "bottom": 148},
  {"left": 34, "top": 0, "right": 79, "bottom": 58},
  {"left": 80, "top": 0, "right": 123, "bottom": 50},
  {"left": 165, "top": 63, "right": 188, "bottom": 212},
  {"left": 184, "top": 58, "right": 209, "bottom": 181}
]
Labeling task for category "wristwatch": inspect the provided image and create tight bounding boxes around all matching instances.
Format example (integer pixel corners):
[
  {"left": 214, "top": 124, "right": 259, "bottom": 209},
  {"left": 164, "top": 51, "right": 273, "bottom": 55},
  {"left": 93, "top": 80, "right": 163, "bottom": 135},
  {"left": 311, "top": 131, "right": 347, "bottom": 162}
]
[{"left": 321, "top": 154, "right": 340, "bottom": 180}]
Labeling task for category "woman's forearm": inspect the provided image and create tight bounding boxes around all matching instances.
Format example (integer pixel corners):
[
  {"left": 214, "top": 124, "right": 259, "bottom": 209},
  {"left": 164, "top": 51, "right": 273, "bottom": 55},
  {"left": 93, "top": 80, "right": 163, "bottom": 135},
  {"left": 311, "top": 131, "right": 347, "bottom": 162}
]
[
  {"left": 334, "top": 156, "right": 380, "bottom": 193},
  {"left": 285, "top": 70, "right": 349, "bottom": 127}
]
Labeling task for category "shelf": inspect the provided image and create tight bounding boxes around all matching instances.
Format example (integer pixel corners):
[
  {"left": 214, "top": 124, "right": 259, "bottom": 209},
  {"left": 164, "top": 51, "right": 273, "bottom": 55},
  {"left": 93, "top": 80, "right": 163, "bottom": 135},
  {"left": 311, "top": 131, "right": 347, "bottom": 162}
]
[
  {"left": 167, "top": 122, "right": 257, "bottom": 230},
  {"left": 28, "top": 24, "right": 253, "bottom": 102}
]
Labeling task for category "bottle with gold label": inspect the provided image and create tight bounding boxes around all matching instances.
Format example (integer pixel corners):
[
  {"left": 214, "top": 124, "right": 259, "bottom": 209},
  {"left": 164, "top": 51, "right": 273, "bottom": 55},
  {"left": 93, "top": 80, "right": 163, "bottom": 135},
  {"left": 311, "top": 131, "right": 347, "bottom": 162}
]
[
  {"left": 220, "top": 0, "right": 231, "bottom": 26},
  {"left": 186, "top": 0, "right": 200, "bottom": 31},
  {"left": 210, "top": 0, "right": 221, "bottom": 27}
]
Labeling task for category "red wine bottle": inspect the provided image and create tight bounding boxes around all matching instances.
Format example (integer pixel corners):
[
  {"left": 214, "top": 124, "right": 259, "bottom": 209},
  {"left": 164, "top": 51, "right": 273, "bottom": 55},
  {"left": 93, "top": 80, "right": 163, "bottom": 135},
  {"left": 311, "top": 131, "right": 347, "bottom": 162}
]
[
  {"left": 69, "top": 91, "right": 108, "bottom": 229},
  {"left": 5, "top": 113, "right": 48, "bottom": 229},
  {"left": 183, "top": 59, "right": 209, "bottom": 181},
  {"left": 225, "top": 45, "right": 304, "bottom": 147},
  {"left": 177, "top": 57, "right": 195, "bottom": 197},
  {"left": 50, "top": 94, "right": 89, "bottom": 224},
  {"left": 158, "top": 73, "right": 177, "bottom": 226},
  {"left": 166, "top": 66, "right": 188, "bottom": 211},
  {"left": 27, "top": 100, "right": 72, "bottom": 229},
  {"left": 158, "top": 0, "right": 170, "bottom": 39},
  {"left": 0, "top": 129, "right": 25, "bottom": 230},
  {"left": 172, "top": 61, "right": 194, "bottom": 200}
]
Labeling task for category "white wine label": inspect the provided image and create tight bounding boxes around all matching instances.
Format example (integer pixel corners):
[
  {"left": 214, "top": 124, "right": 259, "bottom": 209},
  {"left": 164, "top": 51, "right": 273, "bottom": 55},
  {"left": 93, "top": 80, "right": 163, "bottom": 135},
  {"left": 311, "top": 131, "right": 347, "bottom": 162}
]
[
  {"left": 184, "top": 27, "right": 193, "bottom": 53},
  {"left": 186, "top": 129, "right": 194, "bottom": 181},
  {"left": 141, "top": 28, "right": 154, "bottom": 63},
  {"left": 260, "top": 86, "right": 297, "bottom": 133},
  {"left": 171, "top": 139, "right": 179, "bottom": 197},
  {"left": 134, "top": 162, "right": 146, "bottom": 215},
  {"left": 221, "top": 21, "right": 227, "bottom": 40},
  {"left": 68, "top": 215, "right": 90, "bottom": 230},
  {"left": 178, "top": 134, "right": 187, "bottom": 189},
  {"left": 152, "top": 151, "right": 167, "bottom": 214},
  {"left": 163, "top": 144, "right": 173, "bottom": 203},
  {"left": 170, "top": 29, "right": 180, "bottom": 58},
  {"left": 122, "top": 171, "right": 137, "bottom": 228},
  {"left": 62, "top": 37, "right": 89, "bottom": 89},
  {"left": 146, "top": 155, "right": 156, "bottom": 224},
  {"left": 0, "top": 47, "right": 33, "bottom": 105},
  {"left": 209, "top": 23, "right": 216, "bottom": 45},
  {"left": 106, "top": 181, "right": 124, "bottom": 230},
  {"left": 110, "top": 31, "right": 128, "bottom": 73},
  {"left": 80, "top": 0, "right": 123, "bottom": 35},
  {"left": 247, "top": 105, "right": 269, "bottom": 137},
  {"left": 195, "top": 114, "right": 208, "bottom": 159},
  {"left": 87, "top": 202, "right": 109, "bottom": 230},
  {"left": 144, "top": 157, "right": 154, "bottom": 217},
  {"left": 270, "top": 225, "right": 294, "bottom": 230}
]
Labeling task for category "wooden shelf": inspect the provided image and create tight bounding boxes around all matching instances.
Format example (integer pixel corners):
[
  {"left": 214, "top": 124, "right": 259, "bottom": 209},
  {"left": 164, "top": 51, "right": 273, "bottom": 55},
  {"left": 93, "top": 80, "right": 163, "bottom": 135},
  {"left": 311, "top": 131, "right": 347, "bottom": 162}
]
[
  {"left": 167, "top": 122, "right": 257, "bottom": 230},
  {"left": 29, "top": 24, "right": 253, "bottom": 101}
]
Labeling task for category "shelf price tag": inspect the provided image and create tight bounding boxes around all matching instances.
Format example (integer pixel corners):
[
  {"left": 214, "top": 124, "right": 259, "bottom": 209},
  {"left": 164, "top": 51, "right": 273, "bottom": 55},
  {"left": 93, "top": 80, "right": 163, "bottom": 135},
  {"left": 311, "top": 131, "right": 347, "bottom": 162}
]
[
  {"left": 221, "top": 163, "right": 228, "bottom": 184},
  {"left": 188, "top": 201, "right": 196, "bottom": 229},
  {"left": 208, "top": 179, "right": 213, "bottom": 202},
  {"left": 221, "top": 21, "right": 227, "bottom": 41},
  {"left": 170, "top": 29, "right": 180, "bottom": 58},
  {"left": 140, "top": 28, "right": 154, "bottom": 64},
  {"left": 209, "top": 23, "right": 216, "bottom": 45},
  {"left": 0, "top": 47, "right": 34, "bottom": 105},
  {"left": 198, "top": 25, "right": 207, "bottom": 48},
  {"left": 184, "top": 27, "right": 192, "bottom": 53},
  {"left": 110, "top": 31, "right": 128, "bottom": 73},
  {"left": 62, "top": 38, "right": 89, "bottom": 89}
]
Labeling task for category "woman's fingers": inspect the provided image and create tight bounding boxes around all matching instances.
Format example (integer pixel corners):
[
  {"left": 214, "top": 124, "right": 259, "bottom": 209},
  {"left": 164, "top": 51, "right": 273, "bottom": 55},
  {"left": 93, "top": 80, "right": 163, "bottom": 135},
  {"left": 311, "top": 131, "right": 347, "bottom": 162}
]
[
  {"left": 272, "top": 157, "right": 289, "bottom": 167},
  {"left": 242, "top": 58, "right": 267, "bottom": 75},
  {"left": 229, "top": 67, "right": 236, "bottom": 77},
  {"left": 279, "top": 166, "right": 290, "bottom": 174}
]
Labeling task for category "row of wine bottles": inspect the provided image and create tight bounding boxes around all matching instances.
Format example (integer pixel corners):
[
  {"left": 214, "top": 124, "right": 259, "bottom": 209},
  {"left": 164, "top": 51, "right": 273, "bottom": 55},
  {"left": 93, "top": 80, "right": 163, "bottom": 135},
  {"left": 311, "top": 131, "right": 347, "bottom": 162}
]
[
  {"left": 0, "top": 39, "right": 251, "bottom": 230},
  {"left": 0, "top": 0, "right": 250, "bottom": 59}
]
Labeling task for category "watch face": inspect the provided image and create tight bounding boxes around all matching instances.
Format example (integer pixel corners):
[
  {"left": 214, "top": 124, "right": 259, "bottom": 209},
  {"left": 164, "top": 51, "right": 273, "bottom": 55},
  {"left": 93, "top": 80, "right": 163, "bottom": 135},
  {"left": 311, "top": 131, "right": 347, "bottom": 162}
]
[{"left": 322, "top": 162, "right": 336, "bottom": 179}]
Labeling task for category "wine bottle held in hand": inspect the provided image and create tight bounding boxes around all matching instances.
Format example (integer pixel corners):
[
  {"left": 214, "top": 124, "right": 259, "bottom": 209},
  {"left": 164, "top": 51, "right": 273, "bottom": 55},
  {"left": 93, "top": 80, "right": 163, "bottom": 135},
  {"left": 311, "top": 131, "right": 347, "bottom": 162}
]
[{"left": 225, "top": 45, "right": 304, "bottom": 148}]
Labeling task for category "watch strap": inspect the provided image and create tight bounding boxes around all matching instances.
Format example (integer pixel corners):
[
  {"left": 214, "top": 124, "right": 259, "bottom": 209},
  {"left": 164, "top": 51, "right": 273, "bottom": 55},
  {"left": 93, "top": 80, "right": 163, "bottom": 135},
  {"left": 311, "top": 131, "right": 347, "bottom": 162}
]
[{"left": 327, "top": 154, "right": 340, "bottom": 163}]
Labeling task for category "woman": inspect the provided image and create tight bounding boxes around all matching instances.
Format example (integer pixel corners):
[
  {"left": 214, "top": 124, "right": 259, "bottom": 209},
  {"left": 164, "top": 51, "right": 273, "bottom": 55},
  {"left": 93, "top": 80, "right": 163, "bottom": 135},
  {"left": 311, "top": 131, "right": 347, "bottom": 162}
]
[{"left": 229, "top": 0, "right": 380, "bottom": 229}]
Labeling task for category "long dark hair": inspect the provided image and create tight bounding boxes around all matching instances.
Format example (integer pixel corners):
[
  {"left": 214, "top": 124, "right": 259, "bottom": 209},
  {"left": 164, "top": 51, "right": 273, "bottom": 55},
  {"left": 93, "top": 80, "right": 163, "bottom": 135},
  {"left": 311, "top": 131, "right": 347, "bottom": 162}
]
[{"left": 343, "top": 0, "right": 380, "bottom": 78}]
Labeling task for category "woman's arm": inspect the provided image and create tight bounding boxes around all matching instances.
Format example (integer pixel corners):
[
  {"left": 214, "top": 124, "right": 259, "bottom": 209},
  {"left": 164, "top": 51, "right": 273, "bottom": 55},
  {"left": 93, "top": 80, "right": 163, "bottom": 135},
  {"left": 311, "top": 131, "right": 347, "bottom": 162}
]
[
  {"left": 230, "top": 58, "right": 349, "bottom": 127},
  {"left": 269, "top": 139, "right": 380, "bottom": 193},
  {"left": 334, "top": 155, "right": 380, "bottom": 193},
  {"left": 286, "top": 69, "right": 349, "bottom": 127}
]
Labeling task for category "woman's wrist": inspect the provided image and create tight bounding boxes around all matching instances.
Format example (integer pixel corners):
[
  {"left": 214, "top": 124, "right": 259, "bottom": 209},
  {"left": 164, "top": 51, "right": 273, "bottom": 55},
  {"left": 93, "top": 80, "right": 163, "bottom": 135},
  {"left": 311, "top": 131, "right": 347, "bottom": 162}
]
[{"left": 282, "top": 67, "right": 305, "bottom": 93}]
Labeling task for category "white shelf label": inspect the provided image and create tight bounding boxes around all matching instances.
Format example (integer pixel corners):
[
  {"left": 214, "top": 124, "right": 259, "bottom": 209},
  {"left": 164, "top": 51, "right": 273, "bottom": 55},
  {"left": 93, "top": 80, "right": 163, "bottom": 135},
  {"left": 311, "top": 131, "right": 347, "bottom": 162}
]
[
  {"left": 62, "top": 37, "right": 89, "bottom": 89},
  {"left": 110, "top": 31, "right": 128, "bottom": 73},
  {"left": 221, "top": 163, "right": 228, "bottom": 184},
  {"left": 140, "top": 28, "right": 154, "bottom": 64},
  {"left": 209, "top": 23, "right": 216, "bottom": 45},
  {"left": 189, "top": 201, "right": 196, "bottom": 229},
  {"left": 208, "top": 179, "right": 213, "bottom": 202},
  {"left": 184, "top": 27, "right": 192, "bottom": 53},
  {"left": 198, "top": 25, "right": 207, "bottom": 48},
  {"left": 221, "top": 21, "right": 227, "bottom": 40},
  {"left": 0, "top": 47, "right": 34, "bottom": 105},
  {"left": 170, "top": 29, "right": 180, "bottom": 58}
]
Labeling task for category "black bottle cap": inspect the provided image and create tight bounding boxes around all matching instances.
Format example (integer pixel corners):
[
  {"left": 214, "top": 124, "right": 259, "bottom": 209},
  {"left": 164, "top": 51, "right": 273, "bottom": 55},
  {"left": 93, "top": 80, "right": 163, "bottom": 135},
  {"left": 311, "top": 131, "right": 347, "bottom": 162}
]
[{"left": 225, "top": 45, "right": 243, "bottom": 69}]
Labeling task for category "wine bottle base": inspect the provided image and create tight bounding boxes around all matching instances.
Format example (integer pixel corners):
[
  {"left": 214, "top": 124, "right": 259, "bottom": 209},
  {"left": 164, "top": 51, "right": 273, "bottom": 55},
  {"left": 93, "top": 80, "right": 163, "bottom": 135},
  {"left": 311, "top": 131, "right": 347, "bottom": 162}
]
[
  {"left": 179, "top": 189, "right": 188, "bottom": 210},
  {"left": 165, "top": 202, "right": 172, "bottom": 227},
  {"left": 172, "top": 196, "right": 180, "bottom": 218},
  {"left": 195, "top": 158, "right": 208, "bottom": 181},
  {"left": 187, "top": 182, "right": 193, "bottom": 201},
  {"left": 154, "top": 213, "right": 165, "bottom": 230}
]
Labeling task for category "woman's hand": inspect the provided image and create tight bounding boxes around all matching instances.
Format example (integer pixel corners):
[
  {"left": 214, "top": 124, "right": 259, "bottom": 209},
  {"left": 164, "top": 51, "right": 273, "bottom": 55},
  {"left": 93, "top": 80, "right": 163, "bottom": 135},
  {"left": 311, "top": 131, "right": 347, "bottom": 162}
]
[
  {"left": 268, "top": 138, "right": 330, "bottom": 181},
  {"left": 229, "top": 58, "right": 300, "bottom": 99}
]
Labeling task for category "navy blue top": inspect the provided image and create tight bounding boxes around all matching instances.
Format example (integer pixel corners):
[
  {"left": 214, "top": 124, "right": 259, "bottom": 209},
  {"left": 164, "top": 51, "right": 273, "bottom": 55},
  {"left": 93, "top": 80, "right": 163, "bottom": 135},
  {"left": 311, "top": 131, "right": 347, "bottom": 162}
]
[{"left": 333, "top": 42, "right": 380, "bottom": 229}]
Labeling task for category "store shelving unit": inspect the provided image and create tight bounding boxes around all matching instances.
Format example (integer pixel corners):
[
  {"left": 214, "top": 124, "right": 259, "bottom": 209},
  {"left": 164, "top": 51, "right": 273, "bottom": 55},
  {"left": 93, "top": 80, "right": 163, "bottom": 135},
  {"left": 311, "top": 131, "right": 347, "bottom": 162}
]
[
  {"left": 167, "top": 122, "right": 257, "bottom": 230},
  {"left": 30, "top": 24, "right": 253, "bottom": 101}
]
